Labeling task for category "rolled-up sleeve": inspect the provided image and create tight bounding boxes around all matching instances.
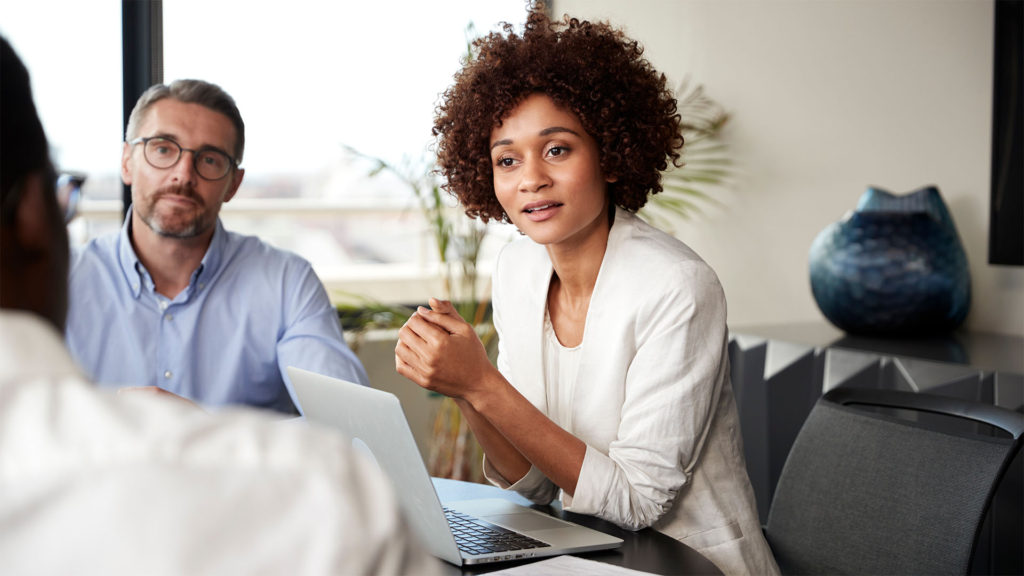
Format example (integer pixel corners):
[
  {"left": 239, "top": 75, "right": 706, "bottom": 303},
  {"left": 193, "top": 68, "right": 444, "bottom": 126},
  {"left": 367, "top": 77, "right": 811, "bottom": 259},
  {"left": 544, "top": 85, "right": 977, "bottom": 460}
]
[{"left": 482, "top": 458, "right": 560, "bottom": 504}]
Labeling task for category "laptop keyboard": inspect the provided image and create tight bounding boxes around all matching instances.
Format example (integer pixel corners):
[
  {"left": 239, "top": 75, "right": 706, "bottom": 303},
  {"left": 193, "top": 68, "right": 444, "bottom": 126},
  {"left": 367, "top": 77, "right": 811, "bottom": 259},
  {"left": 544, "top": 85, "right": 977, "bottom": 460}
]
[{"left": 444, "top": 507, "right": 549, "bottom": 556}]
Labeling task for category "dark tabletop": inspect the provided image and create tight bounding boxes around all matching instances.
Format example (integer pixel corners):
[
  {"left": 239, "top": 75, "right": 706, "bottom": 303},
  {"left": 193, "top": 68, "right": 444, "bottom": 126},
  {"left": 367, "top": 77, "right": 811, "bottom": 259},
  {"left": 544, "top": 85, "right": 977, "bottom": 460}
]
[{"left": 432, "top": 477, "right": 722, "bottom": 576}]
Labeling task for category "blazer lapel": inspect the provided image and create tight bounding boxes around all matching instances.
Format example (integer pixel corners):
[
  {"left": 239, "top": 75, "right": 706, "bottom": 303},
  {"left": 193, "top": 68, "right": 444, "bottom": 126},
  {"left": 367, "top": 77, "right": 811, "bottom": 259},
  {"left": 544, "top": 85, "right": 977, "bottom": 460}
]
[
  {"left": 573, "top": 207, "right": 633, "bottom": 407},
  {"left": 514, "top": 246, "right": 553, "bottom": 413}
]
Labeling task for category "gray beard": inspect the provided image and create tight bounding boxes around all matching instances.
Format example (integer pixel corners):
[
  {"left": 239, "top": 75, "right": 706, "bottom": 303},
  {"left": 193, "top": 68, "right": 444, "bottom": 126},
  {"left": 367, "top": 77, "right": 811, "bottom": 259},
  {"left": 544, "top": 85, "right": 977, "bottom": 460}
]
[{"left": 139, "top": 208, "right": 210, "bottom": 239}]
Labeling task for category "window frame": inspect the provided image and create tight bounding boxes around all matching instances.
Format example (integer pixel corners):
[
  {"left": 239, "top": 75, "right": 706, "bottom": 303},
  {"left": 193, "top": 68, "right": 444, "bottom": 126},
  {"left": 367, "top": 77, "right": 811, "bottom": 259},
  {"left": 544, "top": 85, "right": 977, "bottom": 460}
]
[{"left": 121, "top": 0, "right": 163, "bottom": 210}]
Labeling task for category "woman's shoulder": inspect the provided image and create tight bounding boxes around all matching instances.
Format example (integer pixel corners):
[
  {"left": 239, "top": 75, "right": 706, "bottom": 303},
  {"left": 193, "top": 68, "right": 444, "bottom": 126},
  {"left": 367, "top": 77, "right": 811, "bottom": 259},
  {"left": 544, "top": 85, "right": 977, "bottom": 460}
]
[
  {"left": 602, "top": 213, "right": 726, "bottom": 327},
  {"left": 610, "top": 209, "right": 721, "bottom": 287}
]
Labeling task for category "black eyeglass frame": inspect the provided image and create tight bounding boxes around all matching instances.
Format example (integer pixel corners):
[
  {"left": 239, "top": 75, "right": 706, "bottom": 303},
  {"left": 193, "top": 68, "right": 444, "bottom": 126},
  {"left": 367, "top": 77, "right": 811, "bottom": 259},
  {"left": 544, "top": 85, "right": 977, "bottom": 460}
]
[
  {"left": 56, "top": 172, "right": 86, "bottom": 224},
  {"left": 127, "top": 136, "right": 239, "bottom": 181}
]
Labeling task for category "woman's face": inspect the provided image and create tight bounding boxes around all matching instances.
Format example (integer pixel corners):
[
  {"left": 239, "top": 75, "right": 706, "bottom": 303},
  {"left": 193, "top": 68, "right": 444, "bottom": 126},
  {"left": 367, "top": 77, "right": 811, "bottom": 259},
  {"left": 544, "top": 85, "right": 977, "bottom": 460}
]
[{"left": 489, "top": 93, "right": 614, "bottom": 250}]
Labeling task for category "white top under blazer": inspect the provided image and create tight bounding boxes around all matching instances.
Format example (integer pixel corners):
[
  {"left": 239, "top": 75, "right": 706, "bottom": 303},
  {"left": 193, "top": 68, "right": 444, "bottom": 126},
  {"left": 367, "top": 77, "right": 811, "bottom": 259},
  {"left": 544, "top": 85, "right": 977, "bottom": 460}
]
[{"left": 484, "top": 207, "right": 779, "bottom": 576}]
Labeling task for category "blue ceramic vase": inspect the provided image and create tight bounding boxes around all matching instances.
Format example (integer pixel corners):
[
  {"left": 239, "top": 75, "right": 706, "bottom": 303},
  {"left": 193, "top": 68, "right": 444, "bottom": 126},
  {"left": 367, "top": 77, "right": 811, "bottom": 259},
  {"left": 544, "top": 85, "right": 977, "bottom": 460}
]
[{"left": 809, "top": 186, "right": 971, "bottom": 335}]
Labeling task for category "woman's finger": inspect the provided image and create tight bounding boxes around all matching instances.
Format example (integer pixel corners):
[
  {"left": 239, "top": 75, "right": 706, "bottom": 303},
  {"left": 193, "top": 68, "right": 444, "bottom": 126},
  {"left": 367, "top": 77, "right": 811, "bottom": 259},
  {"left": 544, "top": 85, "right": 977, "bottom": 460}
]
[
  {"left": 397, "top": 325, "right": 429, "bottom": 360},
  {"left": 403, "top": 311, "right": 452, "bottom": 346},
  {"left": 394, "top": 353, "right": 427, "bottom": 388},
  {"left": 417, "top": 304, "right": 472, "bottom": 336},
  {"left": 428, "top": 297, "right": 457, "bottom": 314},
  {"left": 394, "top": 339, "right": 424, "bottom": 369}
]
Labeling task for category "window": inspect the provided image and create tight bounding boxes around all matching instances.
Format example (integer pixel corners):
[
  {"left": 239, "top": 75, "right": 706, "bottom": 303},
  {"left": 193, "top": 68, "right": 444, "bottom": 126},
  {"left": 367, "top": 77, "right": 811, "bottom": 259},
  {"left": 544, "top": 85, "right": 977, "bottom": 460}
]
[
  {"left": 0, "top": 0, "right": 123, "bottom": 244},
  {"left": 161, "top": 1, "right": 525, "bottom": 304},
  {"left": 2, "top": 1, "right": 526, "bottom": 305}
]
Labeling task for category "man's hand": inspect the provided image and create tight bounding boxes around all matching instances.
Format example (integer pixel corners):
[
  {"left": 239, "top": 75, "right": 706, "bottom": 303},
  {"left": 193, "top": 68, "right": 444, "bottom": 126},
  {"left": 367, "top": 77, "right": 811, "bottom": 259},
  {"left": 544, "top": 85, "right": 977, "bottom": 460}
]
[{"left": 118, "top": 386, "right": 204, "bottom": 411}]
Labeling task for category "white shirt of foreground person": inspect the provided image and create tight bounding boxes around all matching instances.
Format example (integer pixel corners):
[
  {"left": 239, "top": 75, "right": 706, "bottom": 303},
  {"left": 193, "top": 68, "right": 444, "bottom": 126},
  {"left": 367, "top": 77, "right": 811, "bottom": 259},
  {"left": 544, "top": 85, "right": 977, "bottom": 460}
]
[{"left": 0, "top": 310, "right": 438, "bottom": 576}]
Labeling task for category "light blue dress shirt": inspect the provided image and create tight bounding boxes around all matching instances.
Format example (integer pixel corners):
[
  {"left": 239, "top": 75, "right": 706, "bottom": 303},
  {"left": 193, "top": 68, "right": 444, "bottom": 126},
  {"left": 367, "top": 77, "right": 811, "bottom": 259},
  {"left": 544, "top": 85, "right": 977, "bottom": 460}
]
[{"left": 66, "top": 208, "right": 368, "bottom": 414}]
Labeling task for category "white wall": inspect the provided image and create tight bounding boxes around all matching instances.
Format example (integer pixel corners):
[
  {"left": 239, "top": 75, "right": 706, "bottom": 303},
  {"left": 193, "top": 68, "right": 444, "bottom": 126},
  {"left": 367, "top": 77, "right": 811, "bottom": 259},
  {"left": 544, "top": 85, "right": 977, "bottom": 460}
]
[{"left": 554, "top": 0, "right": 1023, "bottom": 336}]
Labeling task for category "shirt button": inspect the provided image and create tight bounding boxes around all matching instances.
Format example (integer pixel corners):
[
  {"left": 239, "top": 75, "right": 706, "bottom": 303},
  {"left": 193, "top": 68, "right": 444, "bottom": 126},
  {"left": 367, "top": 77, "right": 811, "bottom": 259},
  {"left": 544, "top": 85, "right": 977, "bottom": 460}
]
[
  {"left": 159, "top": 301, "right": 168, "bottom": 311},
  {"left": 164, "top": 370, "right": 172, "bottom": 379},
  {"left": 165, "top": 314, "right": 173, "bottom": 321}
]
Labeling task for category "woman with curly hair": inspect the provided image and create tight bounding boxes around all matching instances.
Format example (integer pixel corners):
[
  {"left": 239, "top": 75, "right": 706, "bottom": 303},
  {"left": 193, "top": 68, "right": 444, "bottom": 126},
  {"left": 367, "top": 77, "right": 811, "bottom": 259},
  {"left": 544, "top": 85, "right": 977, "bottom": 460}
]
[{"left": 395, "top": 6, "right": 778, "bottom": 574}]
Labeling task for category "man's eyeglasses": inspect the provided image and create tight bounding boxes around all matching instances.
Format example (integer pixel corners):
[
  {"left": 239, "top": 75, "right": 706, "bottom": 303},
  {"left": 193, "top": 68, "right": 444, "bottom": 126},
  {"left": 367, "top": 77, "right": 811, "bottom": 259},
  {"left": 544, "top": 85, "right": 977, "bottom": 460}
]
[
  {"left": 128, "top": 136, "right": 238, "bottom": 181},
  {"left": 57, "top": 172, "right": 85, "bottom": 224}
]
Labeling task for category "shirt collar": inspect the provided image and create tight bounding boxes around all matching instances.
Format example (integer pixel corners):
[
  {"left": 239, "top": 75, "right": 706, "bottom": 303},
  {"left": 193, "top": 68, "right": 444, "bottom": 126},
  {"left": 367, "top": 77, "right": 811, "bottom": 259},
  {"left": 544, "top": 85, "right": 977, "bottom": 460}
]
[
  {"left": 117, "top": 206, "right": 144, "bottom": 298},
  {"left": 198, "top": 218, "right": 226, "bottom": 287},
  {"left": 116, "top": 205, "right": 227, "bottom": 298}
]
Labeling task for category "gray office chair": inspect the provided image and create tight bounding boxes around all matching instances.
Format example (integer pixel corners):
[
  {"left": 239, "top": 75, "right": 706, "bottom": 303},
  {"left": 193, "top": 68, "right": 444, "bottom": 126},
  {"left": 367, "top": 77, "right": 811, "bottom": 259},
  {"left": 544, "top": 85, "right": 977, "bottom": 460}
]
[{"left": 763, "top": 387, "right": 1024, "bottom": 575}]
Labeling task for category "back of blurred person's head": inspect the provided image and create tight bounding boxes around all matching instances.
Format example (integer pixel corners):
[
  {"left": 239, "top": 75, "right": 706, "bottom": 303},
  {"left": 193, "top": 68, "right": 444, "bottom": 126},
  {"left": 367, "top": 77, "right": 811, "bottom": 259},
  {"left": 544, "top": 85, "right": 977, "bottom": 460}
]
[{"left": 1, "top": 35, "right": 69, "bottom": 332}]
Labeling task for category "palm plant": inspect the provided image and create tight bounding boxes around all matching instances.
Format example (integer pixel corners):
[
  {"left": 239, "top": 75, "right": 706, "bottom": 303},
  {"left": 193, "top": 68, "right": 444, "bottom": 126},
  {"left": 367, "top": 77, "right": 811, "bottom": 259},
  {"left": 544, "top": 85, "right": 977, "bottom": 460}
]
[
  {"left": 337, "top": 146, "right": 493, "bottom": 482},
  {"left": 337, "top": 148, "right": 494, "bottom": 336},
  {"left": 639, "top": 79, "right": 732, "bottom": 230}
]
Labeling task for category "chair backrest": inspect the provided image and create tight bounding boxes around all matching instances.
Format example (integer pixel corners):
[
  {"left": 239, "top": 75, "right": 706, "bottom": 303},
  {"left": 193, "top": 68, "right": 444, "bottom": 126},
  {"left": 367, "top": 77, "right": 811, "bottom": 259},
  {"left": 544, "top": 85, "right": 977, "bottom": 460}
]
[{"left": 763, "top": 387, "right": 1024, "bottom": 575}]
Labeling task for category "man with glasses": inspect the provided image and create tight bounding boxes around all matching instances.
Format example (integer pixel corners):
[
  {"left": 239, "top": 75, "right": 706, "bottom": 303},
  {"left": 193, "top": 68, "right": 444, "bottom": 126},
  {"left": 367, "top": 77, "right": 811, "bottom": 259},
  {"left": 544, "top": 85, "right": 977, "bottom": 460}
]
[{"left": 65, "top": 79, "right": 368, "bottom": 414}]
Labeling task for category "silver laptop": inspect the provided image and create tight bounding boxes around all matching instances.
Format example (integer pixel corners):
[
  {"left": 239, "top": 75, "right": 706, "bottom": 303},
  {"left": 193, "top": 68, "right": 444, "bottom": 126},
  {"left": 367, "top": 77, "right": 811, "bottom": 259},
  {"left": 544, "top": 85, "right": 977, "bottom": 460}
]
[{"left": 287, "top": 367, "right": 622, "bottom": 566}]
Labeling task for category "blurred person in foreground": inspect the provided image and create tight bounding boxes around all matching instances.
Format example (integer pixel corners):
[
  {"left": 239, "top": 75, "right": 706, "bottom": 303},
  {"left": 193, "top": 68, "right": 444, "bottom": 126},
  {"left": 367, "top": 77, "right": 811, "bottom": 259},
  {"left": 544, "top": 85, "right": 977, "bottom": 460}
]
[
  {"left": 396, "top": 5, "right": 778, "bottom": 575},
  {"left": 0, "top": 35, "right": 436, "bottom": 575},
  {"left": 65, "top": 76, "right": 366, "bottom": 414}
]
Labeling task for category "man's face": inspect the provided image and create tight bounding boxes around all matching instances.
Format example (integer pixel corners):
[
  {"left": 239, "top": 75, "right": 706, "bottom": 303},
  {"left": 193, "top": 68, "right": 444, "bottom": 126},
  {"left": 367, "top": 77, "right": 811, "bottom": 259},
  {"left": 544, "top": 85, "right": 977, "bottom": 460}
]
[{"left": 121, "top": 99, "right": 244, "bottom": 240}]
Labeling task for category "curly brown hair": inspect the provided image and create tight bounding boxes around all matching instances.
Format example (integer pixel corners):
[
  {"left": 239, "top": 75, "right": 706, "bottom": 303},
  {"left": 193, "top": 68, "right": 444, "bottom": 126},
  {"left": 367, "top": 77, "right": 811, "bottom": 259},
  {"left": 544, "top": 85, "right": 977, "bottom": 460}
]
[{"left": 433, "top": 5, "right": 684, "bottom": 223}]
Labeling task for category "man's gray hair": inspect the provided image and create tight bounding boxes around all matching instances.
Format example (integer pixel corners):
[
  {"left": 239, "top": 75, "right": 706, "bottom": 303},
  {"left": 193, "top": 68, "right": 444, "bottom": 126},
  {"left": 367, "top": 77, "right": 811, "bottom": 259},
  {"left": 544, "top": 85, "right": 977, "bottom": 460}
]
[{"left": 125, "top": 79, "right": 245, "bottom": 164}]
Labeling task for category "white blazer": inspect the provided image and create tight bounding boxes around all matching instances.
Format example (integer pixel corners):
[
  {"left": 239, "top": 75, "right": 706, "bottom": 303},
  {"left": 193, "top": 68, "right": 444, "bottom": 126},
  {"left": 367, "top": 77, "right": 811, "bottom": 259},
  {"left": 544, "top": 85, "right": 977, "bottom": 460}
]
[{"left": 488, "top": 208, "right": 778, "bottom": 576}]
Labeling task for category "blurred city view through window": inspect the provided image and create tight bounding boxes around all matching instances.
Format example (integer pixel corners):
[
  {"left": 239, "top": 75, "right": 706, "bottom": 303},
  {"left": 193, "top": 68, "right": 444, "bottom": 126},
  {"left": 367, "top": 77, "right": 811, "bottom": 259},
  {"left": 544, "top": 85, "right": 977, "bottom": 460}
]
[{"left": 1, "top": 0, "right": 525, "bottom": 305}]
